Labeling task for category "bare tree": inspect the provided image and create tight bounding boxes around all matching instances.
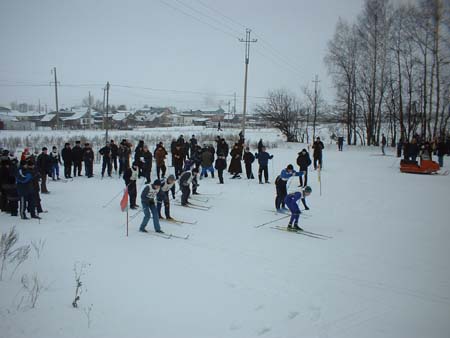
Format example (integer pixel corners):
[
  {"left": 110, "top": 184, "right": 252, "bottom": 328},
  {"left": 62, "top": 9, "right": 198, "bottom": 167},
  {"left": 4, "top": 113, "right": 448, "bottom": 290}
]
[{"left": 256, "top": 89, "right": 304, "bottom": 142}]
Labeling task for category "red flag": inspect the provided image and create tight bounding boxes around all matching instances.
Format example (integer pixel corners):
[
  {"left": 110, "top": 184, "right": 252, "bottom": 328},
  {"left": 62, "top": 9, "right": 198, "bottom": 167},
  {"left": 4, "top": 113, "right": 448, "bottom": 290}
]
[{"left": 120, "top": 187, "right": 129, "bottom": 212}]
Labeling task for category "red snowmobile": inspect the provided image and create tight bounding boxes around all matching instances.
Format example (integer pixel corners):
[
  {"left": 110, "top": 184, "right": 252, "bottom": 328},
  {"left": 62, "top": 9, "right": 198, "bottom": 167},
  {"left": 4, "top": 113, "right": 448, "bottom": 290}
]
[{"left": 400, "top": 158, "right": 447, "bottom": 175}]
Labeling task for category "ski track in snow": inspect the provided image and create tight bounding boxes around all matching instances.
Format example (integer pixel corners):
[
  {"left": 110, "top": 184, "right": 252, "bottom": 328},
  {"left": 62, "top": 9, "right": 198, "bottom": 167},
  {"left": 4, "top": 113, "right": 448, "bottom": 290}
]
[{"left": 1, "top": 131, "right": 450, "bottom": 338}]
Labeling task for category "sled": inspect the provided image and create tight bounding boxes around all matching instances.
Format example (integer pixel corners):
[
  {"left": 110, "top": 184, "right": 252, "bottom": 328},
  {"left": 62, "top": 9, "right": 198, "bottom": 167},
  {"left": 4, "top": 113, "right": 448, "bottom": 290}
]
[{"left": 400, "top": 159, "right": 441, "bottom": 175}]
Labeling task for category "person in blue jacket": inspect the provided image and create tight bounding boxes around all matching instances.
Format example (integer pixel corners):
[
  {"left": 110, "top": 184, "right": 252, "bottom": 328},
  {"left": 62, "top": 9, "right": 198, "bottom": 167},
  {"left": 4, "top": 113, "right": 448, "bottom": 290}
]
[
  {"left": 275, "top": 164, "right": 303, "bottom": 212},
  {"left": 255, "top": 146, "right": 274, "bottom": 184},
  {"left": 16, "top": 159, "right": 40, "bottom": 220},
  {"left": 285, "top": 185, "right": 312, "bottom": 231}
]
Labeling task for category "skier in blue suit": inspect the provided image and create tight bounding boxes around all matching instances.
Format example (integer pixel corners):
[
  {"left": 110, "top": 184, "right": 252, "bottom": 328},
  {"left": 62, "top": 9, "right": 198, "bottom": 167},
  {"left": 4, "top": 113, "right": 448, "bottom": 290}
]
[{"left": 285, "top": 183, "right": 312, "bottom": 231}]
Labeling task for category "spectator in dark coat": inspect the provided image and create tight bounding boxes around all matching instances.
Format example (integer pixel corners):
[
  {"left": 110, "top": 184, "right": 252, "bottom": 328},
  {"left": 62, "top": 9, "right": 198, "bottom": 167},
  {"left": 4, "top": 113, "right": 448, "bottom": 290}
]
[
  {"left": 215, "top": 150, "right": 227, "bottom": 184},
  {"left": 172, "top": 144, "right": 184, "bottom": 179},
  {"left": 255, "top": 146, "right": 274, "bottom": 184},
  {"left": 296, "top": 149, "right": 312, "bottom": 187},
  {"left": 337, "top": 136, "right": 344, "bottom": 151},
  {"left": 312, "top": 137, "right": 324, "bottom": 170},
  {"left": 437, "top": 138, "right": 448, "bottom": 168},
  {"left": 110, "top": 140, "right": 119, "bottom": 174},
  {"left": 118, "top": 139, "right": 132, "bottom": 177},
  {"left": 83, "top": 143, "right": 94, "bottom": 178},
  {"left": 72, "top": 141, "right": 84, "bottom": 176},
  {"left": 200, "top": 147, "right": 214, "bottom": 179},
  {"left": 228, "top": 143, "right": 243, "bottom": 179},
  {"left": 154, "top": 143, "right": 168, "bottom": 180},
  {"left": 141, "top": 145, "right": 153, "bottom": 184},
  {"left": 243, "top": 147, "right": 255, "bottom": 179},
  {"left": 61, "top": 143, "right": 73, "bottom": 179},
  {"left": 36, "top": 147, "right": 52, "bottom": 193},
  {"left": 257, "top": 139, "right": 264, "bottom": 153},
  {"left": 99, "top": 143, "right": 112, "bottom": 178}
]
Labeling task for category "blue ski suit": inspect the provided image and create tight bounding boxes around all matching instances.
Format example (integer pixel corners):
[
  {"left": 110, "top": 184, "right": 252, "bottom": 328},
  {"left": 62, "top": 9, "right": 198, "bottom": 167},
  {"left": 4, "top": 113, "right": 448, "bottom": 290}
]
[{"left": 285, "top": 191, "right": 302, "bottom": 225}]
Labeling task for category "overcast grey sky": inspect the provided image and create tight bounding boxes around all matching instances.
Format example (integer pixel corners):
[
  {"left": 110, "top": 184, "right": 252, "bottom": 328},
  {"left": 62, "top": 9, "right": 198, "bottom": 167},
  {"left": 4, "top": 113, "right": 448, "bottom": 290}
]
[{"left": 0, "top": 0, "right": 364, "bottom": 112}]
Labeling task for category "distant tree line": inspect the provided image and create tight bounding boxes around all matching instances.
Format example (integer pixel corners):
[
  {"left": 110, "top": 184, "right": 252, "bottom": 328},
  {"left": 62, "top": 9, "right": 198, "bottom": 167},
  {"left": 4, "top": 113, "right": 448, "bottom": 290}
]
[{"left": 325, "top": 0, "right": 450, "bottom": 146}]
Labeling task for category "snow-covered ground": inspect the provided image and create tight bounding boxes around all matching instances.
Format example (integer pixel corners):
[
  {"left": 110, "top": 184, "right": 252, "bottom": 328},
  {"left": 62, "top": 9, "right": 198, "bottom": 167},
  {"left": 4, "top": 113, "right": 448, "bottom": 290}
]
[{"left": 1, "top": 136, "right": 450, "bottom": 338}]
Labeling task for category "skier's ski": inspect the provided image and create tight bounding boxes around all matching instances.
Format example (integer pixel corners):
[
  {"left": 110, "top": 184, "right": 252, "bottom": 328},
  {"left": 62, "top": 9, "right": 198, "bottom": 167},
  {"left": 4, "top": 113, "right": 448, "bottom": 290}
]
[
  {"left": 254, "top": 215, "right": 290, "bottom": 228},
  {"left": 142, "top": 230, "right": 172, "bottom": 239},
  {"left": 187, "top": 202, "right": 211, "bottom": 209},
  {"left": 165, "top": 218, "right": 197, "bottom": 225},
  {"left": 263, "top": 209, "right": 311, "bottom": 218},
  {"left": 190, "top": 196, "right": 209, "bottom": 203},
  {"left": 271, "top": 226, "right": 326, "bottom": 240},
  {"left": 168, "top": 233, "right": 190, "bottom": 240},
  {"left": 174, "top": 202, "right": 209, "bottom": 211},
  {"left": 196, "top": 192, "right": 223, "bottom": 196}
]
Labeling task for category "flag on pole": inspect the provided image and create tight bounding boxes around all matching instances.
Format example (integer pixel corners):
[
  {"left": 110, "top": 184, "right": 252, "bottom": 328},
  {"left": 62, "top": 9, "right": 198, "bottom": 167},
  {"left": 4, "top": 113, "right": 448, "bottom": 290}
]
[{"left": 120, "top": 187, "right": 128, "bottom": 212}]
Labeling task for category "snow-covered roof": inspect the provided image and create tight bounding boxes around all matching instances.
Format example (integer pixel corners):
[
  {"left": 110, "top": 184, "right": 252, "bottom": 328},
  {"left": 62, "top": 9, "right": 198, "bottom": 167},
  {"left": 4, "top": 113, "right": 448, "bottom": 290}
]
[
  {"left": 112, "top": 112, "right": 130, "bottom": 121},
  {"left": 0, "top": 110, "right": 45, "bottom": 118},
  {"left": 61, "top": 110, "right": 89, "bottom": 121},
  {"left": 40, "top": 114, "right": 56, "bottom": 122},
  {"left": 0, "top": 113, "right": 18, "bottom": 122},
  {"left": 193, "top": 118, "right": 210, "bottom": 122}
]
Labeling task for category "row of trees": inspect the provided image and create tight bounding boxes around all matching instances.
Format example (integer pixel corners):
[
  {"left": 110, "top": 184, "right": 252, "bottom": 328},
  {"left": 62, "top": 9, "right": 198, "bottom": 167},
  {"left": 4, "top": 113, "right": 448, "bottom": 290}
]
[{"left": 325, "top": 0, "right": 450, "bottom": 146}]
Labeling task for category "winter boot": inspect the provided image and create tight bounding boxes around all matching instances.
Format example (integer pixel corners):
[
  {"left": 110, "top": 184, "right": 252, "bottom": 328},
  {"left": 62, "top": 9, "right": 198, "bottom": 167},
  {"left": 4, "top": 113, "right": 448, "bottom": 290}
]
[
  {"left": 293, "top": 224, "right": 303, "bottom": 231},
  {"left": 287, "top": 223, "right": 293, "bottom": 230}
]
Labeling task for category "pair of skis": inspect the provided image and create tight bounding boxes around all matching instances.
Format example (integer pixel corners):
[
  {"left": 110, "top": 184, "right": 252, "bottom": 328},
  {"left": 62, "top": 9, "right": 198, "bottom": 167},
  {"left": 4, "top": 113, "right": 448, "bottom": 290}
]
[
  {"left": 174, "top": 201, "right": 211, "bottom": 211},
  {"left": 270, "top": 226, "right": 331, "bottom": 240},
  {"left": 142, "top": 230, "right": 190, "bottom": 240}
]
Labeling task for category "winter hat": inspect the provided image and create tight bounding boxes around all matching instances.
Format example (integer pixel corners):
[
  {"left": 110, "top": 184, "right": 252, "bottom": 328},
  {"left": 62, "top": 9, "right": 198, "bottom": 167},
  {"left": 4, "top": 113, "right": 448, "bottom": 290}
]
[
  {"left": 167, "top": 175, "right": 175, "bottom": 182},
  {"left": 42, "top": 147, "right": 48, "bottom": 151},
  {"left": 303, "top": 186, "right": 312, "bottom": 194},
  {"left": 152, "top": 179, "right": 162, "bottom": 186},
  {"left": 52, "top": 146, "right": 57, "bottom": 150},
  {"left": 287, "top": 164, "right": 294, "bottom": 171}
]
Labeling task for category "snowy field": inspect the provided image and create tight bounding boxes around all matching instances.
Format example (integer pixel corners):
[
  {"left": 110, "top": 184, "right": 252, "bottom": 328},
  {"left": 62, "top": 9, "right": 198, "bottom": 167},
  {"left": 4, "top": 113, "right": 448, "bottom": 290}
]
[{"left": 1, "top": 132, "right": 450, "bottom": 338}]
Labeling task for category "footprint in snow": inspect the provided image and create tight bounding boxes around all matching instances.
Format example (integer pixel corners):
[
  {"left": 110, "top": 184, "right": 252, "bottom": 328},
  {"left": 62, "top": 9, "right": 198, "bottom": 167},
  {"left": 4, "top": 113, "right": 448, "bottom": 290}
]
[
  {"left": 257, "top": 327, "right": 272, "bottom": 336},
  {"left": 254, "top": 304, "right": 265, "bottom": 311},
  {"left": 309, "top": 306, "right": 322, "bottom": 322},
  {"left": 288, "top": 311, "right": 299, "bottom": 320},
  {"left": 229, "top": 323, "right": 242, "bottom": 331}
]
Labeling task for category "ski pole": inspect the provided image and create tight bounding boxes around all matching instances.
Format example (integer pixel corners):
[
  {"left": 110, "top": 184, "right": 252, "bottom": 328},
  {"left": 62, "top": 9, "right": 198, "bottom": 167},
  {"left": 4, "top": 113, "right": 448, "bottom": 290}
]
[
  {"left": 255, "top": 214, "right": 290, "bottom": 228},
  {"left": 102, "top": 182, "right": 133, "bottom": 208}
]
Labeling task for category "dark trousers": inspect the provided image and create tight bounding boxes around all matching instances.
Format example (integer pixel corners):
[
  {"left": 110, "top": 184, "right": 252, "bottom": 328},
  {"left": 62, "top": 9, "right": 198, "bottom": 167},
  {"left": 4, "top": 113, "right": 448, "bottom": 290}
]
[
  {"left": 40, "top": 173, "right": 49, "bottom": 193},
  {"left": 119, "top": 158, "right": 129, "bottom": 176},
  {"left": 338, "top": 143, "right": 343, "bottom": 151},
  {"left": 128, "top": 181, "right": 137, "bottom": 207},
  {"left": 258, "top": 165, "right": 269, "bottom": 183},
  {"left": 313, "top": 154, "right": 322, "bottom": 170},
  {"left": 275, "top": 182, "right": 287, "bottom": 209},
  {"left": 181, "top": 186, "right": 190, "bottom": 205},
  {"left": 175, "top": 165, "right": 183, "bottom": 179},
  {"left": 156, "top": 164, "right": 166, "bottom": 180},
  {"left": 157, "top": 191, "right": 171, "bottom": 218},
  {"left": 20, "top": 193, "right": 35, "bottom": 218},
  {"left": 111, "top": 156, "right": 118, "bottom": 172},
  {"left": 143, "top": 166, "right": 151, "bottom": 183},
  {"left": 85, "top": 160, "right": 93, "bottom": 177},
  {"left": 8, "top": 199, "right": 18, "bottom": 216},
  {"left": 217, "top": 169, "right": 224, "bottom": 184},
  {"left": 64, "top": 162, "right": 72, "bottom": 178},
  {"left": 299, "top": 170, "right": 308, "bottom": 187},
  {"left": 245, "top": 163, "right": 254, "bottom": 179},
  {"left": 73, "top": 161, "right": 82, "bottom": 176},
  {"left": 102, "top": 157, "right": 112, "bottom": 177}
]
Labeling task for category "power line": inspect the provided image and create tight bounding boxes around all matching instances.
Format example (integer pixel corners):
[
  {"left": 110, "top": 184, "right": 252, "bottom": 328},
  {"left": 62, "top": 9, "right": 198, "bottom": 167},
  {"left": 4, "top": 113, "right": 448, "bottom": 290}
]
[{"left": 158, "top": 0, "right": 238, "bottom": 39}]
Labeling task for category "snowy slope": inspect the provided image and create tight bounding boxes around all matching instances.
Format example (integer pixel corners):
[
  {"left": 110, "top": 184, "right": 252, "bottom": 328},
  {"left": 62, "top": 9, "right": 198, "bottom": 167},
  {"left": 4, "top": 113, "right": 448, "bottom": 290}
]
[{"left": 1, "top": 142, "right": 450, "bottom": 338}]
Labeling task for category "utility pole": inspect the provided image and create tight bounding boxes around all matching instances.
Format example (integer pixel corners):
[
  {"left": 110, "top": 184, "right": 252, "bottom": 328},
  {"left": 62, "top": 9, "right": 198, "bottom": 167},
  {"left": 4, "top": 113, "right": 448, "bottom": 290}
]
[
  {"left": 239, "top": 28, "right": 257, "bottom": 137},
  {"left": 312, "top": 74, "right": 320, "bottom": 141},
  {"left": 102, "top": 87, "right": 106, "bottom": 130},
  {"left": 38, "top": 99, "right": 41, "bottom": 114},
  {"left": 233, "top": 92, "right": 236, "bottom": 116},
  {"left": 105, "top": 82, "right": 110, "bottom": 144},
  {"left": 51, "top": 67, "right": 60, "bottom": 129},
  {"left": 88, "top": 91, "right": 92, "bottom": 130}
]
